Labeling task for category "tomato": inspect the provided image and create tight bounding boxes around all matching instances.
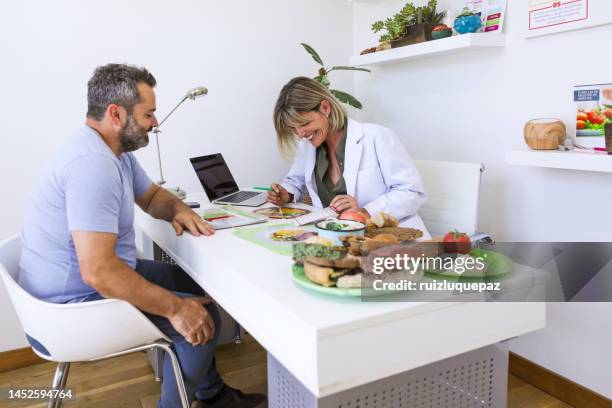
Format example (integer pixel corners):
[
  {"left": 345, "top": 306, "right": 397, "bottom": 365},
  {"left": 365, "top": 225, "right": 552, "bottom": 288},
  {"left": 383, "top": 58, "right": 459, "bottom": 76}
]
[
  {"left": 577, "top": 112, "right": 587, "bottom": 121},
  {"left": 442, "top": 231, "right": 472, "bottom": 254},
  {"left": 338, "top": 209, "right": 368, "bottom": 224},
  {"left": 587, "top": 111, "right": 605, "bottom": 125},
  {"left": 577, "top": 120, "right": 586, "bottom": 129}
]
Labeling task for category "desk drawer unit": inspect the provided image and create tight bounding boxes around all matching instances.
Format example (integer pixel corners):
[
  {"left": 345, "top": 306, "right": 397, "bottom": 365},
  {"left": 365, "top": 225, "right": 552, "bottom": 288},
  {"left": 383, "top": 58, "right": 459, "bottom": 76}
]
[{"left": 268, "top": 342, "right": 508, "bottom": 408}]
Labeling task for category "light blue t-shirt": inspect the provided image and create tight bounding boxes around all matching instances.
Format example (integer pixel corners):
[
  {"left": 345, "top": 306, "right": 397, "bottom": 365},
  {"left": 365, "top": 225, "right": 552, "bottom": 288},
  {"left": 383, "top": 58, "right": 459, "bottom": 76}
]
[{"left": 19, "top": 125, "right": 152, "bottom": 303}]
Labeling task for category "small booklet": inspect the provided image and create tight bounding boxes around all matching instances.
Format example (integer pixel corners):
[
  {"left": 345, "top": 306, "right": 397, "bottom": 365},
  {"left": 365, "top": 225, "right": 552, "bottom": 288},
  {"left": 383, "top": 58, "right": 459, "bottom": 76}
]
[
  {"left": 293, "top": 207, "right": 338, "bottom": 226},
  {"left": 201, "top": 205, "right": 267, "bottom": 230}
]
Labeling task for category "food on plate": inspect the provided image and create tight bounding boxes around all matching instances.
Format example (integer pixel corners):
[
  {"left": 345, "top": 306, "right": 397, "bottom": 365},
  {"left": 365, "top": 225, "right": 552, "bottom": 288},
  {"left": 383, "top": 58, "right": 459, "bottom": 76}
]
[
  {"left": 292, "top": 243, "right": 346, "bottom": 263},
  {"left": 304, "top": 255, "right": 361, "bottom": 269},
  {"left": 294, "top": 243, "right": 362, "bottom": 288},
  {"left": 339, "top": 230, "right": 423, "bottom": 256},
  {"left": 365, "top": 227, "right": 423, "bottom": 242},
  {"left": 577, "top": 112, "right": 587, "bottom": 121},
  {"left": 271, "top": 229, "right": 317, "bottom": 242},
  {"left": 339, "top": 235, "right": 366, "bottom": 256},
  {"left": 317, "top": 220, "right": 364, "bottom": 232},
  {"left": 338, "top": 209, "right": 368, "bottom": 224},
  {"left": 254, "top": 207, "right": 310, "bottom": 219},
  {"left": 304, "top": 262, "right": 335, "bottom": 287},
  {"left": 362, "top": 241, "right": 443, "bottom": 274},
  {"left": 372, "top": 233, "right": 398, "bottom": 243},
  {"left": 304, "top": 235, "right": 334, "bottom": 246},
  {"left": 303, "top": 261, "right": 361, "bottom": 288},
  {"left": 577, "top": 120, "right": 586, "bottom": 129},
  {"left": 336, "top": 273, "right": 362, "bottom": 288},
  {"left": 442, "top": 230, "right": 472, "bottom": 254},
  {"left": 368, "top": 212, "right": 399, "bottom": 228}
]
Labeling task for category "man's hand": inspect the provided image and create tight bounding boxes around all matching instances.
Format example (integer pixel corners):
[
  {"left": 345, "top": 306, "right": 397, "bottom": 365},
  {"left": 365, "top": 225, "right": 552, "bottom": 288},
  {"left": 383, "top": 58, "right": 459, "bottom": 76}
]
[
  {"left": 329, "top": 194, "right": 359, "bottom": 213},
  {"left": 168, "top": 297, "right": 215, "bottom": 346},
  {"left": 172, "top": 207, "right": 214, "bottom": 237},
  {"left": 137, "top": 184, "right": 213, "bottom": 237},
  {"left": 267, "top": 183, "right": 291, "bottom": 206}
]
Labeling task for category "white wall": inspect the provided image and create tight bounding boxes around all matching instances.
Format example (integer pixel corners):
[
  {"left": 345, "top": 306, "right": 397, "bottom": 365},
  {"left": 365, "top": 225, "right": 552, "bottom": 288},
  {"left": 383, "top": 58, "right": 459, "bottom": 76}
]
[
  {"left": 352, "top": 0, "right": 612, "bottom": 398},
  {"left": 0, "top": 0, "right": 353, "bottom": 352}
]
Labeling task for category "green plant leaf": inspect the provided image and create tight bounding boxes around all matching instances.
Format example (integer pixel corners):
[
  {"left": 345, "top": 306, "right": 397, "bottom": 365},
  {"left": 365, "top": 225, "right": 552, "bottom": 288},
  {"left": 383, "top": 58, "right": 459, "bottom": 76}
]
[
  {"left": 314, "top": 74, "right": 331, "bottom": 87},
  {"left": 330, "top": 89, "right": 363, "bottom": 110},
  {"left": 301, "top": 43, "right": 324, "bottom": 66},
  {"left": 329, "top": 66, "right": 371, "bottom": 73}
]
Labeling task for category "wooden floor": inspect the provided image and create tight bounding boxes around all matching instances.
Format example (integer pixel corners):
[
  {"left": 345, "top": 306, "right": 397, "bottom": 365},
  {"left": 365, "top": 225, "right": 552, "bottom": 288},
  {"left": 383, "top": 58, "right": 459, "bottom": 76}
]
[{"left": 0, "top": 335, "right": 571, "bottom": 408}]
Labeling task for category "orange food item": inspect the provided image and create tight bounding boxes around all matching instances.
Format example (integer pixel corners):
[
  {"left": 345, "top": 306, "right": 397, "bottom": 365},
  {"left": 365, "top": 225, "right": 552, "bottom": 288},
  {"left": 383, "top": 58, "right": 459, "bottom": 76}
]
[
  {"left": 339, "top": 210, "right": 368, "bottom": 224},
  {"left": 577, "top": 120, "right": 586, "bottom": 129}
]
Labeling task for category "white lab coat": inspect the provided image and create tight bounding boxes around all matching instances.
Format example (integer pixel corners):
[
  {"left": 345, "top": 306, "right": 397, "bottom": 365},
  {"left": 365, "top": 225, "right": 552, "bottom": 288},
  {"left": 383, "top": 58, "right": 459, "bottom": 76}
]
[{"left": 281, "top": 118, "right": 430, "bottom": 236}]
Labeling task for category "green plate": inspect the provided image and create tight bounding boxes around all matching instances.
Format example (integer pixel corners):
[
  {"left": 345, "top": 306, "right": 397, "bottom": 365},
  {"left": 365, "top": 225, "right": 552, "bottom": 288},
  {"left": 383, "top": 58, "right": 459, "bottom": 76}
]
[
  {"left": 292, "top": 264, "right": 361, "bottom": 297},
  {"left": 423, "top": 248, "right": 512, "bottom": 279}
]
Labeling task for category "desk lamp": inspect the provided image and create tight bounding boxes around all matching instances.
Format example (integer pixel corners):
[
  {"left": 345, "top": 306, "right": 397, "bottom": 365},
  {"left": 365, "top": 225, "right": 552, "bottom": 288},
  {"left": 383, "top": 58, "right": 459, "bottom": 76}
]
[{"left": 152, "top": 86, "right": 208, "bottom": 199}]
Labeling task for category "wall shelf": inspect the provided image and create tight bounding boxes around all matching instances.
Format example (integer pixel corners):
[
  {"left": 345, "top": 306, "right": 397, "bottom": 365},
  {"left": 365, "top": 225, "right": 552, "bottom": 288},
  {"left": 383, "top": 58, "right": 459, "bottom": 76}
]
[
  {"left": 505, "top": 149, "right": 612, "bottom": 173},
  {"left": 350, "top": 33, "right": 505, "bottom": 67}
]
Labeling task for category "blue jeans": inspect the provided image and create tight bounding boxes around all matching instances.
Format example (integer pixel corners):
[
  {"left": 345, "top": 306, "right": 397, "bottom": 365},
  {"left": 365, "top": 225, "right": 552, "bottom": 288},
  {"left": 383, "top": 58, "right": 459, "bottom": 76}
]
[{"left": 82, "top": 259, "right": 225, "bottom": 408}]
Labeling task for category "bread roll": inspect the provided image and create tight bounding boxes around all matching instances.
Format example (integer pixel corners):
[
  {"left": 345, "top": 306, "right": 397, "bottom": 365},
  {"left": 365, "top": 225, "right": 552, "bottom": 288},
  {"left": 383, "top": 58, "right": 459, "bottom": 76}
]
[{"left": 304, "top": 261, "right": 335, "bottom": 286}]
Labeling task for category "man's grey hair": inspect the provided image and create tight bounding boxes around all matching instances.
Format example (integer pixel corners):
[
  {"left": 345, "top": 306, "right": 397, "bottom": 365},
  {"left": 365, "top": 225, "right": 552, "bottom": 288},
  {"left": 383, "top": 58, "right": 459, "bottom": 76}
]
[{"left": 87, "top": 63, "right": 156, "bottom": 120}]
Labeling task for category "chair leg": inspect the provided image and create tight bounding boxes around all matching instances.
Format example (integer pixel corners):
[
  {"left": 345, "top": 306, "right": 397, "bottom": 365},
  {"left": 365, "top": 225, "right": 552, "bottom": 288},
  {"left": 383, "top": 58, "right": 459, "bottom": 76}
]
[
  {"left": 155, "top": 344, "right": 189, "bottom": 408},
  {"left": 47, "top": 362, "right": 70, "bottom": 408},
  {"left": 56, "top": 362, "right": 71, "bottom": 408},
  {"left": 233, "top": 322, "right": 243, "bottom": 344}
]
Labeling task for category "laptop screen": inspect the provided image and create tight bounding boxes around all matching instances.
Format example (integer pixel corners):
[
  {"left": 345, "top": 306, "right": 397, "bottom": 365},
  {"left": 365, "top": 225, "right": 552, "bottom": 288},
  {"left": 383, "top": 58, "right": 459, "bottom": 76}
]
[{"left": 190, "top": 154, "right": 239, "bottom": 201}]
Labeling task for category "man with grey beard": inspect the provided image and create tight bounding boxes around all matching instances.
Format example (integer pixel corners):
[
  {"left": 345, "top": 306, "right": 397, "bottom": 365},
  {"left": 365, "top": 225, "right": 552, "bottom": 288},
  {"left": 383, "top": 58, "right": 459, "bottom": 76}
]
[{"left": 18, "top": 64, "right": 265, "bottom": 408}]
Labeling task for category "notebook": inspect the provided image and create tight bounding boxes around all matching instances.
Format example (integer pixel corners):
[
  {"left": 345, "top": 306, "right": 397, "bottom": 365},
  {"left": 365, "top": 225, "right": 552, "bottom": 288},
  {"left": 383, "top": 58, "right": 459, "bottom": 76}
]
[{"left": 293, "top": 207, "right": 338, "bottom": 226}]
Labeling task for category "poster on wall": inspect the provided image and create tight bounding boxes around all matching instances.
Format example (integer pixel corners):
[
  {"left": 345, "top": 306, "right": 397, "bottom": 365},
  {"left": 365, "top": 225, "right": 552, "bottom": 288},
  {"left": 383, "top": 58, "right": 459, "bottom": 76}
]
[
  {"left": 463, "top": 0, "right": 507, "bottom": 33},
  {"left": 526, "top": 0, "right": 612, "bottom": 38}
]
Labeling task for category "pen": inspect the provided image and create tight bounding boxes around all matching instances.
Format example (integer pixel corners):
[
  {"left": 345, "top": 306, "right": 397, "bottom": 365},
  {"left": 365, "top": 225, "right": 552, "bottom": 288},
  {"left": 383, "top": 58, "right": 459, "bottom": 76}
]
[{"left": 253, "top": 187, "right": 272, "bottom": 191}]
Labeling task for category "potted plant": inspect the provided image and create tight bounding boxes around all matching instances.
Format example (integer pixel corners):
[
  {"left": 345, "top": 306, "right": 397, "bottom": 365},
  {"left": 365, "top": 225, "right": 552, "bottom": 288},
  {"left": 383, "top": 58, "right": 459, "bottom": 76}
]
[
  {"left": 453, "top": 7, "right": 482, "bottom": 34},
  {"left": 371, "top": 0, "right": 445, "bottom": 49},
  {"left": 301, "top": 43, "right": 370, "bottom": 110}
]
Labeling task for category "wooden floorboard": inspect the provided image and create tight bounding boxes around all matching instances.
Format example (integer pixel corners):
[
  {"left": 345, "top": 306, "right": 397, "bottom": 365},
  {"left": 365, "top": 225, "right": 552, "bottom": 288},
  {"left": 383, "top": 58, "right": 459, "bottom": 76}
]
[{"left": 0, "top": 335, "right": 573, "bottom": 408}]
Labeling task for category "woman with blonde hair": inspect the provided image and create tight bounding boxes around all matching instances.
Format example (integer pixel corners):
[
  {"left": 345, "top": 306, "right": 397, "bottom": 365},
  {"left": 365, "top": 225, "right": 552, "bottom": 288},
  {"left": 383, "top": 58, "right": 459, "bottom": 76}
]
[{"left": 268, "top": 76, "right": 428, "bottom": 233}]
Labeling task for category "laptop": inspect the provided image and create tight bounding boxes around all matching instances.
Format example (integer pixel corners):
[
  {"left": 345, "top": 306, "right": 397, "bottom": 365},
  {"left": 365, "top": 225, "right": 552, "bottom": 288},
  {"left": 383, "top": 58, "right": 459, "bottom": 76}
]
[{"left": 190, "top": 153, "right": 267, "bottom": 207}]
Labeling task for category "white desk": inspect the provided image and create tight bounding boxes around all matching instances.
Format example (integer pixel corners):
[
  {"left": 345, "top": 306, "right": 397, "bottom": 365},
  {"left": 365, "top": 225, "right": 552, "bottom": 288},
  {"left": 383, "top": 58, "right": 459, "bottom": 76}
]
[{"left": 135, "top": 195, "right": 545, "bottom": 407}]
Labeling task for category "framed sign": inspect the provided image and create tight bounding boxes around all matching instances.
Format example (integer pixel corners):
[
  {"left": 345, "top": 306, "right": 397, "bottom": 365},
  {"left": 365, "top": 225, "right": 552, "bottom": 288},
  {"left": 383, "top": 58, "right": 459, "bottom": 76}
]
[{"left": 526, "top": 0, "right": 612, "bottom": 38}]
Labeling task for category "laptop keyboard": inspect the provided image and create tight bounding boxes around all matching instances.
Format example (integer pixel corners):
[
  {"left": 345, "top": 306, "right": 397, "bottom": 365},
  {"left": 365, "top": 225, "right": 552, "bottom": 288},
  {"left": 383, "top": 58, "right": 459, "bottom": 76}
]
[{"left": 221, "top": 191, "right": 261, "bottom": 203}]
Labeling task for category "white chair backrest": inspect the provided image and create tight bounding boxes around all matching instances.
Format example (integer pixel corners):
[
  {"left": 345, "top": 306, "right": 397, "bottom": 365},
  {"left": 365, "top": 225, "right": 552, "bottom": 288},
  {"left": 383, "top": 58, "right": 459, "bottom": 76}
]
[
  {"left": 0, "top": 235, "right": 168, "bottom": 362},
  {"left": 414, "top": 160, "right": 483, "bottom": 237}
]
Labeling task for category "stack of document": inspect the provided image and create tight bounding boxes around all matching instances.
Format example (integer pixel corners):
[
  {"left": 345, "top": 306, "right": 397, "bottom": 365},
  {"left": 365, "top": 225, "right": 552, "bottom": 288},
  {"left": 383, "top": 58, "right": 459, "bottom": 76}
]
[{"left": 202, "top": 205, "right": 267, "bottom": 230}]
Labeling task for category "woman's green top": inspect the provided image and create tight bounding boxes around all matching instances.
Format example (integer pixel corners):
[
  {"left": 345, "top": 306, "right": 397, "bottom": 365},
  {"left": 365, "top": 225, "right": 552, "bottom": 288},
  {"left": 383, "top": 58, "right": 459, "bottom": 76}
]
[{"left": 314, "top": 126, "right": 347, "bottom": 207}]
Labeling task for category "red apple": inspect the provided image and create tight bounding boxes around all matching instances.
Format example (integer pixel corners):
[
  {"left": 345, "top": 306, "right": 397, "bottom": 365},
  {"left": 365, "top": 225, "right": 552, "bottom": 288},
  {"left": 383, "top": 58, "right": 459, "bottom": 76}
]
[{"left": 338, "top": 209, "right": 368, "bottom": 224}]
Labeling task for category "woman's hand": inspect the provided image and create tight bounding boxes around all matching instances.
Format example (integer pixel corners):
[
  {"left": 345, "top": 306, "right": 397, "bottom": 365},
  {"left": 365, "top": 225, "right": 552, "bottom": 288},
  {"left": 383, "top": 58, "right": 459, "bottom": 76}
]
[
  {"left": 329, "top": 194, "right": 360, "bottom": 213},
  {"left": 267, "top": 183, "right": 291, "bottom": 206}
]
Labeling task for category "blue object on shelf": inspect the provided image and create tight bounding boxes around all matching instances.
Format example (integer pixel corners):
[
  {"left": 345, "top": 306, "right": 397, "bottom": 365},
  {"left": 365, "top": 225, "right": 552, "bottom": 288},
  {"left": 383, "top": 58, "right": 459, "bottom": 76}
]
[{"left": 454, "top": 14, "right": 482, "bottom": 34}]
